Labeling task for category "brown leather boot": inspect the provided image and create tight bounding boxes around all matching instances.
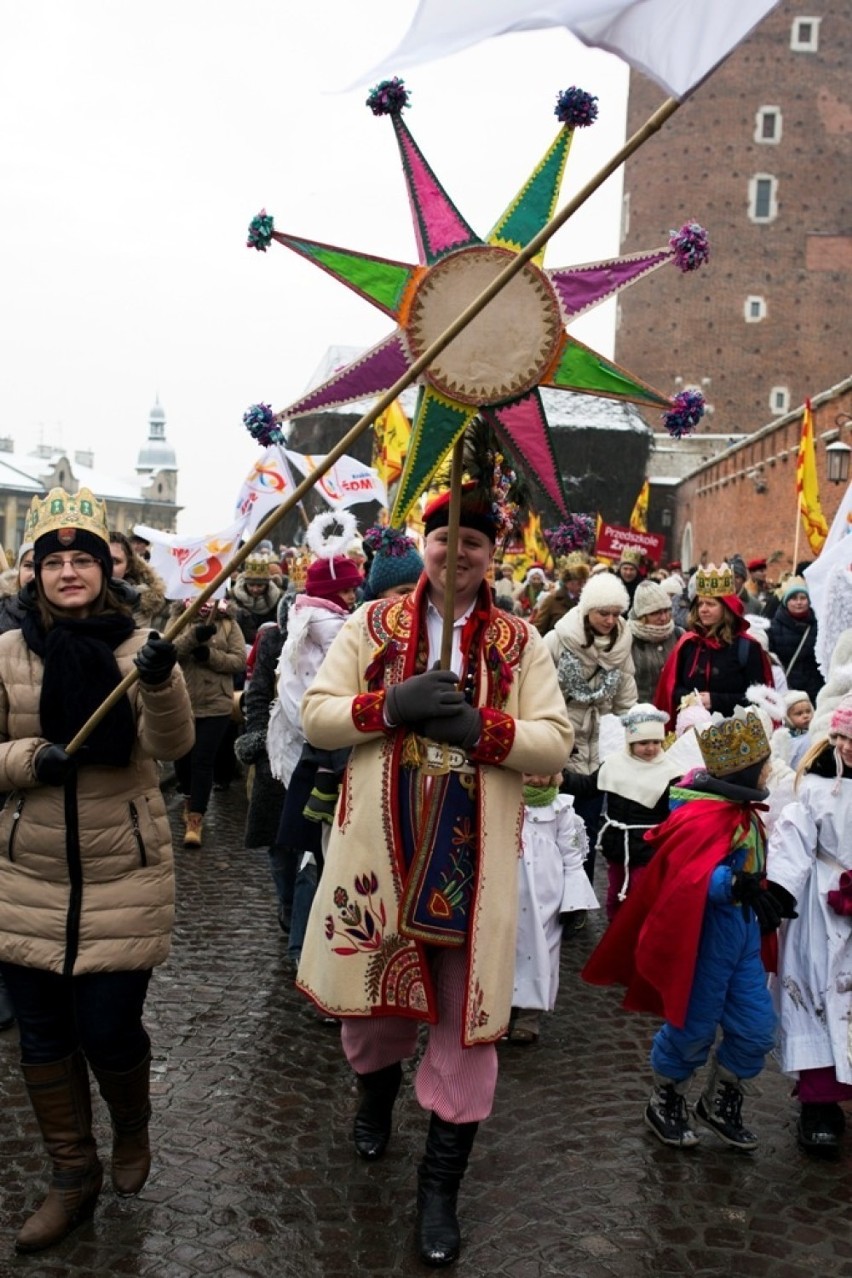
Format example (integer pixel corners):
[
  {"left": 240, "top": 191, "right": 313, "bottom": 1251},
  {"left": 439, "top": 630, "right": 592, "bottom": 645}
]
[
  {"left": 90, "top": 1052, "right": 152, "bottom": 1196},
  {"left": 183, "top": 813, "right": 203, "bottom": 847},
  {"left": 16, "top": 1052, "right": 103, "bottom": 1254}
]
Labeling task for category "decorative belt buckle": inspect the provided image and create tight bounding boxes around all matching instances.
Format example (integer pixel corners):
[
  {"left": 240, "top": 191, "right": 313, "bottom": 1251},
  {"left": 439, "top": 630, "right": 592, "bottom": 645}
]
[{"left": 421, "top": 742, "right": 451, "bottom": 776}]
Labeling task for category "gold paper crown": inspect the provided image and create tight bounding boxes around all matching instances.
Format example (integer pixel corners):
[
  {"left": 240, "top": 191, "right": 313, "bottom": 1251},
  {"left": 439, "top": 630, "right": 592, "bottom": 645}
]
[
  {"left": 559, "top": 551, "right": 590, "bottom": 577},
  {"left": 619, "top": 547, "right": 642, "bottom": 566},
  {"left": 287, "top": 551, "right": 310, "bottom": 592},
  {"left": 26, "top": 487, "right": 109, "bottom": 547},
  {"left": 694, "top": 562, "right": 734, "bottom": 597},
  {"left": 243, "top": 554, "right": 272, "bottom": 581},
  {"left": 695, "top": 708, "right": 770, "bottom": 778}
]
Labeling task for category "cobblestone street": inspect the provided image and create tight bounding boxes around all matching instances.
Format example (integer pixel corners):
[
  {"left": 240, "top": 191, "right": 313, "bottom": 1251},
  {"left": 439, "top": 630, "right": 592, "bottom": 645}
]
[{"left": 1, "top": 784, "right": 850, "bottom": 1278}]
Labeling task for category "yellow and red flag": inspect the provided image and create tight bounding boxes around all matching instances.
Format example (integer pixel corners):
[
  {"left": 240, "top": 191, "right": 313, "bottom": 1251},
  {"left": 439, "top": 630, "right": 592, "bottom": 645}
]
[
  {"left": 796, "top": 399, "right": 828, "bottom": 554},
  {"left": 629, "top": 480, "right": 649, "bottom": 533},
  {"left": 372, "top": 398, "right": 411, "bottom": 488}
]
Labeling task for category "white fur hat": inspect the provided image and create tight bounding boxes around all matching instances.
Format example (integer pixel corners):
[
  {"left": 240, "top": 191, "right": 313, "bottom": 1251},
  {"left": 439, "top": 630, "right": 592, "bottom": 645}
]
[
  {"left": 784, "top": 689, "right": 812, "bottom": 711},
  {"left": 661, "top": 574, "right": 684, "bottom": 597},
  {"left": 578, "top": 572, "right": 630, "bottom": 617}
]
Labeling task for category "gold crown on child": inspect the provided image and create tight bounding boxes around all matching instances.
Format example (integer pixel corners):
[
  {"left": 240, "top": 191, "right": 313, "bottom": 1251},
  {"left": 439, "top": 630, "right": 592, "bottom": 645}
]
[
  {"left": 695, "top": 708, "right": 770, "bottom": 777},
  {"left": 694, "top": 562, "right": 734, "bottom": 598},
  {"left": 26, "top": 486, "right": 110, "bottom": 546}
]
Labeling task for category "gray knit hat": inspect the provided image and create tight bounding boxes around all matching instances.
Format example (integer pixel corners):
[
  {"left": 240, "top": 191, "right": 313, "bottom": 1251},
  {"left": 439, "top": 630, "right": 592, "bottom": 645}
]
[{"left": 631, "top": 579, "right": 673, "bottom": 619}]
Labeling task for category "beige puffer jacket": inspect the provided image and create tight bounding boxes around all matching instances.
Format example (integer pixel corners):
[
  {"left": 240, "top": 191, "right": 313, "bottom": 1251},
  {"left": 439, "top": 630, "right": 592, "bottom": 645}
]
[
  {"left": 172, "top": 606, "right": 246, "bottom": 718},
  {"left": 0, "top": 628, "right": 194, "bottom": 975}
]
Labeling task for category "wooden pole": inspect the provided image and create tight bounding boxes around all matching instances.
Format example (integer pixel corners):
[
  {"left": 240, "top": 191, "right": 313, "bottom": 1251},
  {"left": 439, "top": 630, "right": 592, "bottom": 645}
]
[
  {"left": 439, "top": 437, "right": 466, "bottom": 671},
  {"left": 64, "top": 94, "right": 683, "bottom": 755}
]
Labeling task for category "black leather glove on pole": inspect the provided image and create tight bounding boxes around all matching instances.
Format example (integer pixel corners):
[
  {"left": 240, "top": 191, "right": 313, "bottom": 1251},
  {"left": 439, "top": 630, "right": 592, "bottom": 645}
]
[
  {"left": 134, "top": 633, "right": 179, "bottom": 685},
  {"left": 385, "top": 665, "right": 463, "bottom": 727},
  {"left": 194, "top": 623, "right": 217, "bottom": 642},
  {"left": 34, "top": 744, "right": 76, "bottom": 787}
]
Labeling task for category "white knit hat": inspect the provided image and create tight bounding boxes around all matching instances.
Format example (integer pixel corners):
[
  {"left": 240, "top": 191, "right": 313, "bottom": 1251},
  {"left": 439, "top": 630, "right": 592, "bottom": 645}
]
[
  {"left": 621, "top": 703, "right": 668, "bottom": 743},
  {"left": 578, "top": 572, "right": 630, "bottom": 616},
  {"left": 660, "top": 574, "right": 684, "bottom": 598},
  {"left": 631, "top": 579, "right": 672, "bottom": 619}
]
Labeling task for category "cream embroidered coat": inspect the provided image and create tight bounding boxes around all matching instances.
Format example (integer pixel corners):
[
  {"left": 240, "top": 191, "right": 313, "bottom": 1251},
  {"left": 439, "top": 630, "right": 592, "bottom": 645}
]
[{"left": 296, "top": 589, "right": 574, "bottom": 1046}]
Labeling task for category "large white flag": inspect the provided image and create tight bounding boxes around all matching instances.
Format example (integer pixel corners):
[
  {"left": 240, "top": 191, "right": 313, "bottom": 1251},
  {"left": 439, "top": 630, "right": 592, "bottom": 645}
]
[
  {"left": 804, "top": 479, "right": 852, "bottom": 675},
  {"left": 234, "top": 445, "right": 297, "bottom": 536},
  {"left": 135, "top": 519, "right": 247, "bottom": 601},
  {"left": 357, "top": 0, "right": 781, "bottom": 99},
  {"left": 284, "top": 450, "right": 387, "bottom": 510}
]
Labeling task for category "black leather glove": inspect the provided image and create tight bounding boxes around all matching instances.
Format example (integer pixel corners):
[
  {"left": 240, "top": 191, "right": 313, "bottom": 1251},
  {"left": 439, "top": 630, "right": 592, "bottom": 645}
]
[
  {"left": 194, "top": 622, "right": 217, "bottom": 642},
  {"left": 385, "top": 665, "right": 463, "bottom": 727},
  {"left": 733, "top": 872, "right": 784, "bottom": 934},
  {"left": 765, "top": 880, "right": 798, "bottom": 920},
  {"left": 303, "top": 781, "right": 340, "bottom": 825},
  {"left": 134, "top": 633, "right": 178, "bottom": 685},
  {"left": 34, "top": 744, "right": 76, "bottom": 786},
  {"left": 234, "top": 731, "right": 265, "bottom": 765},
  {"left": 192, "top": 645, "right": 210, "bottom": 663},
  {"left": 420, "top": 703, "right": 482, "bottom": 750}
]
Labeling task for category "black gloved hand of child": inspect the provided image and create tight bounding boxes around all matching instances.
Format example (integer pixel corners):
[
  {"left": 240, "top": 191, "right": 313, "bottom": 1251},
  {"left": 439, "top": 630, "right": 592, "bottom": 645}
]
[{"left": 733, "top": 872, "right": 784, "bottom": 934}]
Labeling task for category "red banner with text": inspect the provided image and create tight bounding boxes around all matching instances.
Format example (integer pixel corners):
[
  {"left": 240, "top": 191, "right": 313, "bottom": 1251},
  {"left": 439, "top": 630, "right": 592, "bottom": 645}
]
[{"left": 595, "top": 522, "right": 666, "bottom": 563}]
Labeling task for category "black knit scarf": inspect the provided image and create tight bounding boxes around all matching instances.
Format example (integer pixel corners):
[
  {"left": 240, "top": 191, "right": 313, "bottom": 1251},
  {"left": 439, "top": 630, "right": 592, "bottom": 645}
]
[{"left": 21, "top": 610, "right": 137, "bottom": 767}]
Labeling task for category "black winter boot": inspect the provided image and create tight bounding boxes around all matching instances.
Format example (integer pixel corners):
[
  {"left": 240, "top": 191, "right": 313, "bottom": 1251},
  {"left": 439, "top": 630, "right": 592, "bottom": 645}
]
[
  {"left": 693, "top": 1061, "right": 758, "bottom": 1151},
  {"left": 353, "top": 1062, "right": 402, "bottom": 1160},
  {"left": 797, "top": 1102, "right": 845, "bottom": 1156},
  {"left": 644, "top": 1074, "right": 699, "bottom": 1148},
  {"left": 415, "top": 1113, "right": 478, "bottom": 1267},
  {"left": 90, "top": 1052, "right": 152, "bottom": 1195}
]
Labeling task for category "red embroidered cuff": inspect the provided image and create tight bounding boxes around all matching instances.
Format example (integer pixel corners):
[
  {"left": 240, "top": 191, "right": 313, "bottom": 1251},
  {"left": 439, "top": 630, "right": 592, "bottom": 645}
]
[
  {"left": 469, "top": 708, "right": 515, "bottom": 764},
  {"left": 352, "top": 691, "right": 390, "bottom": 734}
]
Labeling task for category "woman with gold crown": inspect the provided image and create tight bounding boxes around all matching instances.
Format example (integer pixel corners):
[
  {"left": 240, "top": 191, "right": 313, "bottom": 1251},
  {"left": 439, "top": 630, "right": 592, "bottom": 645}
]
[
  {"left": 0, "top": 486, "right": 194, "bottom": 1253},
  {"left": 654, "top": 562, "right": 772, "bottom": 727}
]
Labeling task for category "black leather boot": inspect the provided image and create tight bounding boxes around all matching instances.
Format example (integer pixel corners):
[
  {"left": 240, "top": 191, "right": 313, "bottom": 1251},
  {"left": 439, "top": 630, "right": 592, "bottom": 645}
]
[
  {"left": 353, "top": 1062, "right": 402, "bottom": 1160},
  {"left": 415, "top": 1113, "right": 478, "bottom": 1267}
]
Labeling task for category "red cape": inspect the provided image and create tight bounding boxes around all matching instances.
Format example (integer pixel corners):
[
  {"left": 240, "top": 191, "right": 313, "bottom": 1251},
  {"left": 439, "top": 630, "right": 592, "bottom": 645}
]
[{"left": 582, "top": 798, "right": 758, "bottom": 1028}]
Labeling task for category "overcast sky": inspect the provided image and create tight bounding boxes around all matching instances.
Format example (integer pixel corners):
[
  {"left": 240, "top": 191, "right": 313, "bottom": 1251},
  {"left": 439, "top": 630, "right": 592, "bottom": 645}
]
[{"left": 1, "top": 1, "right": 637, "bottom": 533}]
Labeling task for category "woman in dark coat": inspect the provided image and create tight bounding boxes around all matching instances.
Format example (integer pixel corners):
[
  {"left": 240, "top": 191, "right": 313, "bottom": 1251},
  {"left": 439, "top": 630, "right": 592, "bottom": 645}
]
[
  {"left": 655, "top": 576, "right": 772, "bottom": 726},
  {"left": 768, "top": 577, "right": 824, "bottom": 707}
]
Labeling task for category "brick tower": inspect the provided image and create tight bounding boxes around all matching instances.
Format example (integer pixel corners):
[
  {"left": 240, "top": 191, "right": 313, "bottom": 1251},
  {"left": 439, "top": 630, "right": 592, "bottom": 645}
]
[{"left": 614, "top": 0, "right": 851, "bottom": 438}]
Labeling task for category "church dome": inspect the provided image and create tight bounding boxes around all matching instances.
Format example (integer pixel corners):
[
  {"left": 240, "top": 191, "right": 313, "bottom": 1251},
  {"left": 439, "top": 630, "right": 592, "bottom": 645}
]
[{"left": 137, "top": 397, "right": 177, "bottom": 472}]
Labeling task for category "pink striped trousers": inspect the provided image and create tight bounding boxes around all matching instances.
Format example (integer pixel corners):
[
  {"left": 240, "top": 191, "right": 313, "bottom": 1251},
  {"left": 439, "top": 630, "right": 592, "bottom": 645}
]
[{"left": 340, "top": 946, "right": 498, "bottom": 1123}]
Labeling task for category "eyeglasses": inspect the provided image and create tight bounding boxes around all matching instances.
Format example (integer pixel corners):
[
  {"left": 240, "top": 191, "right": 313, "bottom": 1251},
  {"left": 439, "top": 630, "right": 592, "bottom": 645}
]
[{"left": 40, "top": 555, "right": 102, "bottom": 574}]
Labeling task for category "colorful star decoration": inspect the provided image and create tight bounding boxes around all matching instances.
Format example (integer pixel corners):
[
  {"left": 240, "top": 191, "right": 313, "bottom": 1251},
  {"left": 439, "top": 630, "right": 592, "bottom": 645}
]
[{"left": 246, "top": 79, "right": 708, "bottom": 523}]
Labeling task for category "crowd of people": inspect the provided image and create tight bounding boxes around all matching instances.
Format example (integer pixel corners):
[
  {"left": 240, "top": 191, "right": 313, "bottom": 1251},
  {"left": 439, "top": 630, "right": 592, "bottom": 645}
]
[{"left": 0, "top": 484, "right": 850, "bottom": 1268}]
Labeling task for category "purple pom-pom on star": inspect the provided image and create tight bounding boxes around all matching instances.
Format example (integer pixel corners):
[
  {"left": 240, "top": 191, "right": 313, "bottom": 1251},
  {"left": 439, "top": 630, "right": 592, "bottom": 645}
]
[
  {"left": 246, "top": 209, "right": 275, "bottom": 252},
  {"left": 366, "top": 77, "right": 410, "bottom": 116},
  {"left": 545, "top": 514, "right": 596, "bottom": 556},
  {"left": 555, "top": 87, "right": 598, "bottom": 129},
  {"left": 669, "top": 222, "right": 710, "bottom": 272},
  {"left": 243, "top": 403, "right": 284, "bottom": 447},
  {"left": 663, "top": 390, "right": 705, "bottom": 438}
]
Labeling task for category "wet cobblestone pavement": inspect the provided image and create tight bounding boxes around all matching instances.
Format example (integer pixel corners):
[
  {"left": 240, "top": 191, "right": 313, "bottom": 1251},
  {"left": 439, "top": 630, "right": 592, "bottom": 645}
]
[{"left": 1, "top": 783, "right": 851, "bottom": 1277}]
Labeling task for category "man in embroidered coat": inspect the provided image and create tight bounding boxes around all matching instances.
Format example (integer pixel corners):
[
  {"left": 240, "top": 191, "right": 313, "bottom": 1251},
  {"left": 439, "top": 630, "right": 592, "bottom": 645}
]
[{"left": 297, "top": 487, "right": 572, "bottom": 1267}]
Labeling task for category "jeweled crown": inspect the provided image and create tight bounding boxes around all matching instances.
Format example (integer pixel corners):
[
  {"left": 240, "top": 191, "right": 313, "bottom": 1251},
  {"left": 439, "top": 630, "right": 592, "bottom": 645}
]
[
  {"left": 694, "top": 561, "right": 734, "bottom": 598},
  {"left": 26, "top": 486, "right": 110, "bottom": 547},
  {"left": 695, "top": 708, "right": 770, "bottom": 778},
  {"left": 287, "top": 551, "right": 310, "bottom": 592}
]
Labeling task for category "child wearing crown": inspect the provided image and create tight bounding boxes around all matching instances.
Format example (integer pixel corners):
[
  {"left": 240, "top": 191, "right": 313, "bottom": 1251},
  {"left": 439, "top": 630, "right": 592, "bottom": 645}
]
[{"left": 583, "top": 707, "right": 795, "bottom": 1151}]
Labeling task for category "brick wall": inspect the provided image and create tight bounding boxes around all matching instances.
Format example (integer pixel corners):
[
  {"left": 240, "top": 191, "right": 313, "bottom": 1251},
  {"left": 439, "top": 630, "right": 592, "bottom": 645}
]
[
  {"left": 671, "top": 379, "right": 852, "bottom": 572},
  {"left": 614, "top": 0, "right": 852, "bottom": 438}
]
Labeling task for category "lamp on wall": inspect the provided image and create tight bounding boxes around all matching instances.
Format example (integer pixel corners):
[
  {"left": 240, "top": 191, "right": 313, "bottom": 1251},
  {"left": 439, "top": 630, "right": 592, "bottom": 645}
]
[{"left": 826, "top": 439, "right": 851, "bottom": 485}]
